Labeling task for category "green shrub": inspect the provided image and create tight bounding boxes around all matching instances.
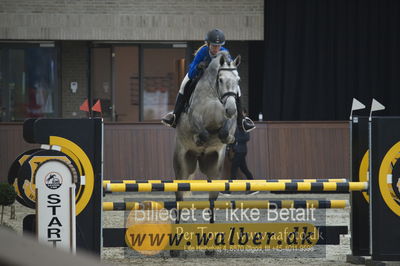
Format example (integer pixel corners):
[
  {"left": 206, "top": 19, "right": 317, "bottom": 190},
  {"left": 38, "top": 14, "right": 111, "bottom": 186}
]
[
  {"left": 0, "top": 183, "right": 16, "bottom": 225},
  {"left": 0, "top": 183, "right": 16, "bottom": 206}
]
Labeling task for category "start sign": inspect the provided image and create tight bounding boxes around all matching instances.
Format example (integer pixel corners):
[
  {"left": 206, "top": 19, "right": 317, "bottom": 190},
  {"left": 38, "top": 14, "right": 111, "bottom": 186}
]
[{"left": 35, "top": 160, "right": 76, "bottom": 253}]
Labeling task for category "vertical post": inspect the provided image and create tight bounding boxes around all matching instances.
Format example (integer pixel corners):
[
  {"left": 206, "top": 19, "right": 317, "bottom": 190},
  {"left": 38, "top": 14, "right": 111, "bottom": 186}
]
[
  {"left": 348, "top": 116, "right": 370, "bottom": 259},
  {"left": 10, "top": 205, "right": 15, "bottom": 220},
  {"left": 35, "top": 160, "right": 76, "bottom": 253},
  {"left": 369, "top": 117, "right": 400, "bottom": 262}
]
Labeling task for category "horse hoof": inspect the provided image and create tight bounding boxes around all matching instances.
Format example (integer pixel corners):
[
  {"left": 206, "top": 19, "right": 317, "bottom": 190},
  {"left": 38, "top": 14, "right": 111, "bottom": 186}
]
[
  {"left": 205, "top": 250, "right": 215, "bottom": 256},
  {"left": 170, "top": 250, "right": 181, "bottom": 257},
  {"left": 195, "top": 138, "right": 204, "bottom": 146},
  {"left": 220, "top": 138, "right": 229, "bottom": 144},
  {"left": 218, "top": 129, "right": 229, "bottom": 141},
  {"left": 227, "top": 135, "right": 235, "bottom": 144},
  {"left": 221, "top": 135, "right": 235, "bottom": 144},
  {"left": 195, "top": 131, "right": 210, "bottom": 146},
  {"left": 199, "top": 131, "right": 210, "bottom": 142}
]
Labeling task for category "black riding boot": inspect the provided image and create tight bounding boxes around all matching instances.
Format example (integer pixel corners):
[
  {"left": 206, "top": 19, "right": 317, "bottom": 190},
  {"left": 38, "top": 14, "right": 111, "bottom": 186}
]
[
  {"left": 161, "top": 93, "right": 186, "bottom": 128},
  {"left": 236, "top": 97, "right": 256, "bottom": 132}
]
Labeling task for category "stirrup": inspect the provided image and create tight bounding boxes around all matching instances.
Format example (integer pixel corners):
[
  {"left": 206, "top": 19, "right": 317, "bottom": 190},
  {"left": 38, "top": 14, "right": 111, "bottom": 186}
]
[
  {"left": 242, "top": 117, "right": 256, "bottom": 133},
  {"left": 161, "top": 113, "right": 176, "bottom": 128}
]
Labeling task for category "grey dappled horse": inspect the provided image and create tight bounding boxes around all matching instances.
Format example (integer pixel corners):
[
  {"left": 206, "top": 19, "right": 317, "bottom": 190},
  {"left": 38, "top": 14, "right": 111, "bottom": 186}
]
[{"left": 173, "top": 51, "right": 241, "bottom": 223}]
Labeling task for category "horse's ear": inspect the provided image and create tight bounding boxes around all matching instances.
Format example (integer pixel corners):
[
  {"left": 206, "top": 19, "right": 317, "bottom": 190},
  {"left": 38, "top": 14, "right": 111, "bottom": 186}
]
[
  {"left": 233, "top": 55, "right": 241, "bottom": 67},
  {"left": 219, "top": 55, "right": 226, "bottom": 66}
]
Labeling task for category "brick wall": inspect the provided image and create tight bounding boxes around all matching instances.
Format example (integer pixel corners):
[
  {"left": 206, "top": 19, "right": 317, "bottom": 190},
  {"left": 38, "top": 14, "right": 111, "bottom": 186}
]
[
  {"left": 0, "top": 0, "right": 263, "bottom": 40},
  {"left": 61, "top": 41, "right": 89, "bottom": 118}
]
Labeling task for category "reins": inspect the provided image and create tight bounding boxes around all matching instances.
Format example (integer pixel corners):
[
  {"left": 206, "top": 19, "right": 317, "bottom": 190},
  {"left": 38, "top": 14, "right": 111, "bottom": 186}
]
[
  {"left": 188, "top": 59, "right": 239, "bottom": 112},
  {"left": 216, "top": 67, "right": 239, "bottom": 104}
]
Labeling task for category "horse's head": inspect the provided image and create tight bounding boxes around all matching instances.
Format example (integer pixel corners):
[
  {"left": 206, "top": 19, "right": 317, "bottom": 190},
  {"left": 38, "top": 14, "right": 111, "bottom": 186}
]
[{"left": 216, "top": 53, "right": 241, "bottom": 119}]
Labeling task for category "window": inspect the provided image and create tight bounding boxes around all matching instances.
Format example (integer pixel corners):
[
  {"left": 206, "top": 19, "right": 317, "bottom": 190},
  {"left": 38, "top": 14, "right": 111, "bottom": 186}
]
[
  {"left": 91, "top": 44, "right": 186, "bottom": 122},
  {"left": 0, "top": 43, "right": 59, "bottom": 122}
]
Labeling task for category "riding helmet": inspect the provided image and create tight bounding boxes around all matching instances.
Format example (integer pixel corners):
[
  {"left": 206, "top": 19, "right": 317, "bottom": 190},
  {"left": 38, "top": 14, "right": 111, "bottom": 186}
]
[{"left": 205, "top": 29, "right": 226, "bottom": 45}]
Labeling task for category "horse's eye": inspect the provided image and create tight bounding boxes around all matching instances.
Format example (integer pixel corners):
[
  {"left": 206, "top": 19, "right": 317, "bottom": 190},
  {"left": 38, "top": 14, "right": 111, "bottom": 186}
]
[{"left": 219, "top": 78, "right": 223, "bottom": 83}]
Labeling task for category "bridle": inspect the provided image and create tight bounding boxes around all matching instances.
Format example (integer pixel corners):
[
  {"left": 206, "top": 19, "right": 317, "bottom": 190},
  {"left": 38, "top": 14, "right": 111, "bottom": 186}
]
[{"left": 215, "top": 67, "right": 239, "bottom": 104}]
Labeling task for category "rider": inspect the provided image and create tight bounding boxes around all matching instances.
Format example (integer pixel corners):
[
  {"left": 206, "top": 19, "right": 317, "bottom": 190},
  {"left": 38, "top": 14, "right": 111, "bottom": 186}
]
[{"left": 161, "top": 28, "right": 255, "bottom": 132}]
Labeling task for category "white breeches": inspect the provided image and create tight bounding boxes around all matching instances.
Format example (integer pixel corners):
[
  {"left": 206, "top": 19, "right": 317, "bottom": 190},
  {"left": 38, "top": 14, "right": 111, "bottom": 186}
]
[{"left": 179, "top": 74, "right": 190, "bottom": 95}]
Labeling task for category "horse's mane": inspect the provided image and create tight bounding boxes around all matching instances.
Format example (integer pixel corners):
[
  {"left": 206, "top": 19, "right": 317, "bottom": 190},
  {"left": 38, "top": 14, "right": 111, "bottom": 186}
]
[
  {"left": 216, "top": 50, "right": 230, "bottom": 61},
  {"left": 206, "top": 51, "right": 231, "bottom": 77}
]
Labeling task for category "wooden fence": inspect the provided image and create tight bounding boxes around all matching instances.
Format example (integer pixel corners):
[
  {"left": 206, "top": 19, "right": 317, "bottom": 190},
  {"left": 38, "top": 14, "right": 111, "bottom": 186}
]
[{"left": 0, "top": 121, "right": 349, "bottom": 182}]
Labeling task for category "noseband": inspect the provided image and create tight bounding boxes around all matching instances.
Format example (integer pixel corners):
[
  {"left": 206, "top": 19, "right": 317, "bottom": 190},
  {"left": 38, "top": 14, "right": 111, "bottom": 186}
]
[{"left": 217, "top": 67, "right": 239, "bottom": 104}]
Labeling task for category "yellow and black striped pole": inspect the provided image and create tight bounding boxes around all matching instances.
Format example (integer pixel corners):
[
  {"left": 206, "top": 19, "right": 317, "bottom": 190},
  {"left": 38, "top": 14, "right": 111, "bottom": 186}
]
[
  {"left": 102, "top": 179, "right": 349, "bottom": 190},
  {"left": 103, "top": 178, "right": 348, "bottom": 188},
  {"left": 104, "top": 181, "right": 367, "bottom": 193},
  {"left": 103, "top": 199, "right": 348, "bottom": 211}
]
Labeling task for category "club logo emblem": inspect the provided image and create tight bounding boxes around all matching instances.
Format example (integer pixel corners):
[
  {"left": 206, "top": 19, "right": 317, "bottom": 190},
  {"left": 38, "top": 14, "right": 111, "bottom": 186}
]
[{"left": 45, "top": 172, "right": 63, "bottom": 190}]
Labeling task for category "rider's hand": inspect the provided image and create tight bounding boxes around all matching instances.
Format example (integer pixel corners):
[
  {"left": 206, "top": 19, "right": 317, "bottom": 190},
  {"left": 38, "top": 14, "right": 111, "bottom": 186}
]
[{"left": 198, "top": 61, "right": 207, "bottom": 69}]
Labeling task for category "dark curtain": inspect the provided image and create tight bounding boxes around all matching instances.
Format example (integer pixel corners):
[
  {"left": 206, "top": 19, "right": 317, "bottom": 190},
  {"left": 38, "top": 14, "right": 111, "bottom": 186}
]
[
  {"left": 263, "top": 0, "right": 400, "bottom": 120},
  {"left": 248, "top": 41, "right": 265, "bottom": 120}
]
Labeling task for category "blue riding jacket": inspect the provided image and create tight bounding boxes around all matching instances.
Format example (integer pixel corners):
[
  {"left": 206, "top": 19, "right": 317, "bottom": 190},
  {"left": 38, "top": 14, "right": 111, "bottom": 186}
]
[{"left": 188, "top": 45, "right": 229, "bottom": 80}]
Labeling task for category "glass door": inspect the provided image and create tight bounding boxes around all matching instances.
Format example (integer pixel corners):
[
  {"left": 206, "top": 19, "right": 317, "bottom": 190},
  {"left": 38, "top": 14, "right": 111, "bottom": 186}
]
[
  {"left": 0, "top": 49, "right": 8, "bottom": 121},
  {"left": 90, "top": 44, "right": 186, "bottom": 122},
  {"left": 114, "top": 46, "right": 139, "bottom": 122},
  {"left": 91, "top": 47, "right": 112, "bottom": 120},
  {"left": 0, "top": 50, "right": 3, "bottom": 121},
  {"left": 142, "top": 46, "right": 186, "bottom": 121}
]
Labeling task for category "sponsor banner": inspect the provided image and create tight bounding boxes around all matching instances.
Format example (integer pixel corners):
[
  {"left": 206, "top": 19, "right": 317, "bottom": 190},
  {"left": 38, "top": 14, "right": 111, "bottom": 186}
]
[{"left": 125, "top": 223, "right": 318, "bottom": 252}]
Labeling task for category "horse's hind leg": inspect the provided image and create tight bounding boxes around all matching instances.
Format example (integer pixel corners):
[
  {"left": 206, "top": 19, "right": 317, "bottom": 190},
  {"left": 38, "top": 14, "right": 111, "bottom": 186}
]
[
  {"left": 199, "top": 152, "right": 222, "bottom": 256},
  {"left": 173, "top": 150, "right": 197, "bottom": 224},
  {"left": 170, "top": 150, "right": 197, "bottom": 257},
  {"left": 198, "top": 151, "right": 224, "bottom": 223}
]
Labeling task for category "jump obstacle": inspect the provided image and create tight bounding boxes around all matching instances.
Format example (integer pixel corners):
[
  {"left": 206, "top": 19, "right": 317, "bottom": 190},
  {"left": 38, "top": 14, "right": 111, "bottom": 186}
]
[
  {"left": 103, "top": 178, "right": 349, "bottom": 184},
  {"left": 104, "top": 181, "right": 367, "bottom": 193},
  {"left": 7, "top": 115, "right": 400, "bottom": 263}
]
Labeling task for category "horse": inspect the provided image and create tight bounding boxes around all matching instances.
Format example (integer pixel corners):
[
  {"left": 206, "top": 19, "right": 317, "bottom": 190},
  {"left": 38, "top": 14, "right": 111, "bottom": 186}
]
[{"left": 173, "top": 51, "right": 241, "bottom": 223}]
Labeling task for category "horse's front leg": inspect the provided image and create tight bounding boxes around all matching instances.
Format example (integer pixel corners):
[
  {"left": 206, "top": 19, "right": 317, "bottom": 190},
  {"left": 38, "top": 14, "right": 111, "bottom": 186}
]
[
  {"left": 205, "top": 174, "right": 219, "bottom": 257},
  {"left": 218, "top": 118, "right": 236, "bottom": 144},
  {"left": 171, "top": 149, "right": 196, "bottom": 257},
  {"left": 190, "top": 112, "right": 210, "bottom": 146}
]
